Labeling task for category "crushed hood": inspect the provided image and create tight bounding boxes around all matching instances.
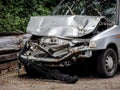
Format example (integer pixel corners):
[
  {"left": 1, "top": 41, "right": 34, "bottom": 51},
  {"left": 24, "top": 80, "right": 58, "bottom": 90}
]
[{"left": 27, "top": 15, "right": 104, "bottom": 37}]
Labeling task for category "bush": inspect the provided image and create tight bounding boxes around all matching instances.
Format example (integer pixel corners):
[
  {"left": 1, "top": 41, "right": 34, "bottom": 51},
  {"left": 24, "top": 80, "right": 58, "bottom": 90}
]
[{"left": 0, "top": 0, "right": 59, "bottom": 32}]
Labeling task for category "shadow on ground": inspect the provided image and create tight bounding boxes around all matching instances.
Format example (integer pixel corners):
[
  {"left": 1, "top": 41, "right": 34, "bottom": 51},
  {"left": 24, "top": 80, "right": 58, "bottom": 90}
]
[{"left": 16, "top": 65, "right": 120, "bottom": 84}]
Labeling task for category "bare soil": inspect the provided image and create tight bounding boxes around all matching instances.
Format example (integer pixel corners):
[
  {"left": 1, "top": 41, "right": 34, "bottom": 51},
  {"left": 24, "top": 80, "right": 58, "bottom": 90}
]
[{"left": 1, "top": 66, "right": 120, "bottom": 90}]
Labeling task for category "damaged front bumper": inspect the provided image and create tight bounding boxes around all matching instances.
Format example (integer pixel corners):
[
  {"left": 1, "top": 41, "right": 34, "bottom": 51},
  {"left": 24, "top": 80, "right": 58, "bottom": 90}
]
[{"left": 18, "top": 40, "right": 92, "bottom": 67}]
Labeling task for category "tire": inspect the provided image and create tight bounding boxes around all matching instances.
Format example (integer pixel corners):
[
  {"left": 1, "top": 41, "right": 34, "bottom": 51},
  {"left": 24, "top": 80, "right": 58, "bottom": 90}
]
[{"left": 97, "top": 48, "right": 118, "bottom": 78}]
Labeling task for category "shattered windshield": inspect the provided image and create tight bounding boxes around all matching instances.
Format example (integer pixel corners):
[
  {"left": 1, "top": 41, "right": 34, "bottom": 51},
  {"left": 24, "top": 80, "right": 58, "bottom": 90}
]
[{"left": 53, "top": 0, "right": 116, "bottom": 21}]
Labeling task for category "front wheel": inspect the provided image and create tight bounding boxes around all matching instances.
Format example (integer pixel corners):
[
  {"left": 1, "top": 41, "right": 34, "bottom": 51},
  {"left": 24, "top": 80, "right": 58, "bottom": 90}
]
[{"left": 97, "top": 48, "right": 118, "bottom": 78}]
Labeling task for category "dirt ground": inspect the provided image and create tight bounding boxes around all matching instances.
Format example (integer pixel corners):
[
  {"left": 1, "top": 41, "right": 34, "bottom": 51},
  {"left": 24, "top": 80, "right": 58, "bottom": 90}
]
[{"left": 1, "top": 66, "right": 120, "bottom": 90}]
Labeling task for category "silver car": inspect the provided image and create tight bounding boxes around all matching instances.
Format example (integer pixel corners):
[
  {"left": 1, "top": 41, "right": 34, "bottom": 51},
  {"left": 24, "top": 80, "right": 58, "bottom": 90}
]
[{"left": 19, "top": 0, "right": 120, "bottom": 83}]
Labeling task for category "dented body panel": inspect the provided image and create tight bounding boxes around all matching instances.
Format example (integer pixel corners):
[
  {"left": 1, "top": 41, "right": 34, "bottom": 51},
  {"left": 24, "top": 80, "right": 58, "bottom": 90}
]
[{"left": 27, "top": 16, "right": 104, "bottom": 37}]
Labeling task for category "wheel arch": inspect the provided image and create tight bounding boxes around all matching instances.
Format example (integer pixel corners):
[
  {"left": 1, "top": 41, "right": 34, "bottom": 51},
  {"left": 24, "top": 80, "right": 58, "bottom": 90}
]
[{"left": 106, "top": 43, "right": 118, "bottom": 58}]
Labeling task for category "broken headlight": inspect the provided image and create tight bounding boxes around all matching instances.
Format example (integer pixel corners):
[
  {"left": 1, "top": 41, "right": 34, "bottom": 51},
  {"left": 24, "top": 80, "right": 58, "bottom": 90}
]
[{"left": 89, "top": 41, "right": 96, "bottom": 48}]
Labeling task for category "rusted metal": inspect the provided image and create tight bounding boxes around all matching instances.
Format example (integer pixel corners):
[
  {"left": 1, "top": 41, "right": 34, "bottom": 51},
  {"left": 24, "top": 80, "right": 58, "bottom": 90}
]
[{"left": 20, "top": 46, "right": 91, "bottom": 63}]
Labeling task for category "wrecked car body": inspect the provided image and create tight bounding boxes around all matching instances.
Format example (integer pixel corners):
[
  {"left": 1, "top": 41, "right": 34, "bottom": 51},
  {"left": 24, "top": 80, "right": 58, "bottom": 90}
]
[
  {"left": 20, "top": 16, "right": 113, "bottom": 66},
  {"left": 19, "top": 0, "right": 120, "bottom": 83}
]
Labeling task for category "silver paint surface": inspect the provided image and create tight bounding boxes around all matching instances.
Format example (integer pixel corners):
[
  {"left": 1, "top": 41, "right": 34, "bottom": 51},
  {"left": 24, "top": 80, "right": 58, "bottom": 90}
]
[{"left": 27, "top": 15, "right": 103, "bottom": 37}]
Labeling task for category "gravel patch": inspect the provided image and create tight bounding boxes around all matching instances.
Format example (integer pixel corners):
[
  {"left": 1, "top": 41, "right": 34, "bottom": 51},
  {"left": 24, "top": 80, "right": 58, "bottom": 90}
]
[{"left": 1, "top": 70, "right": 120, "bottom": 90}]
